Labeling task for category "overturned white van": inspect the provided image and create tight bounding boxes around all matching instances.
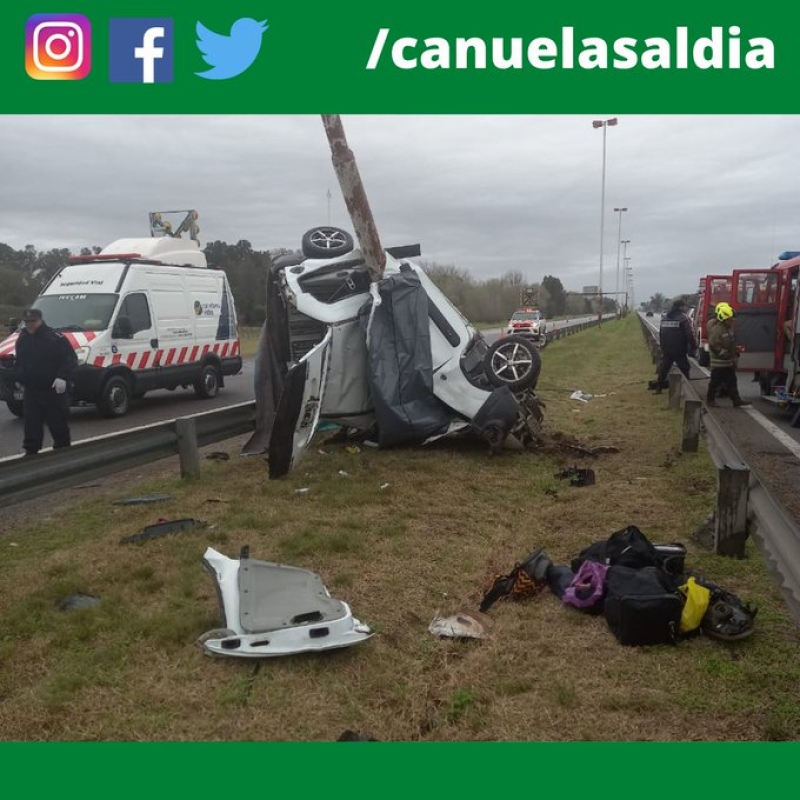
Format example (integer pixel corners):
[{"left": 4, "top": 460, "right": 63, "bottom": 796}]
[{"left": 0, "top": 221, "right": 241, "bottom": 417}]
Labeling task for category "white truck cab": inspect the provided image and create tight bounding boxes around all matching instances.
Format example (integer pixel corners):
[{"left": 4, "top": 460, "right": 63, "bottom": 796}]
[{"left": 0, "top": 211, "right": 242, "bottom": 417}]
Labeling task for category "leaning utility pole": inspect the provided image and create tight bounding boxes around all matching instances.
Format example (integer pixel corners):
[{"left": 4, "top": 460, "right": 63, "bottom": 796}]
[{"left": 321, "top": 114, "right": 386, "bottom": 280}]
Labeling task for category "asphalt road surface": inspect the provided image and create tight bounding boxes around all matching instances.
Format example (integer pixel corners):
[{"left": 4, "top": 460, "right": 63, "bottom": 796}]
[{"left": 0, "top": 361, "right": 256, "bottom": 459}]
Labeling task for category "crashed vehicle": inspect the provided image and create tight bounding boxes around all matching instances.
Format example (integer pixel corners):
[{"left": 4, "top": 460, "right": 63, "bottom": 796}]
[{"left": 245, "top": 225, "right": 544, "bottom": 478}]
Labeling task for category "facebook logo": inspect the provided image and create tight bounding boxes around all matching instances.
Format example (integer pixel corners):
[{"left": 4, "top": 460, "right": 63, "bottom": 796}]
[{"left": 109, "top": 19, "right": 173, "bottom": 83}]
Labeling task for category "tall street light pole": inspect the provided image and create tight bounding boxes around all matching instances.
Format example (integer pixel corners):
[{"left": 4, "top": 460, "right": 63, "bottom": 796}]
[
  {"left": 624, "top": 257, "right": 632, "bottom": 311},
  {"left": 592, "top": 117, "right": 618, "bottom": 326},
  {"left": 614, "top": 207, "right": 628, "bottom": 317},
  {"left": 620, "top": 239, "right": 630, "bottom": 314}
]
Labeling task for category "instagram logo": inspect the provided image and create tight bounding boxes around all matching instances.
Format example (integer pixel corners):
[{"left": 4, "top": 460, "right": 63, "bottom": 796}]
[{"left": 25, "top": 14, "right": 92, "bottom": 80}]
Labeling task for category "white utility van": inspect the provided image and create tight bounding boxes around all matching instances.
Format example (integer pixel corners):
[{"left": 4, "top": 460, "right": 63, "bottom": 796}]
[{"left": 0, "top": 216, "right": 242, "bottom": 418}]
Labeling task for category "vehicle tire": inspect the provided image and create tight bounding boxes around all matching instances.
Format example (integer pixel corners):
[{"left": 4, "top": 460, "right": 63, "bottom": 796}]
[
  {"left": 194, "top": 363, "right": 221, "bottom": 399},
  {"left": 697, "top": 349, "right": 710, "bottom": 368},
  {"left": 485, "top": 335, "right": 542, "bottom": 391},
  {"left": 6, "top": 399, "right": 23, "bottom": 417},
  {"left": 301, "top": 226, "right": 354, "bottom": 259},
  {"left": 98, "top": 375, "right": 132, "bottom": 417}
]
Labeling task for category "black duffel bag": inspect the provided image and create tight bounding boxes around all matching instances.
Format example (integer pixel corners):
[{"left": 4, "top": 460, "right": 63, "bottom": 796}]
[{"left": 603, "top": 565, "right": 683, "bottom": 646}]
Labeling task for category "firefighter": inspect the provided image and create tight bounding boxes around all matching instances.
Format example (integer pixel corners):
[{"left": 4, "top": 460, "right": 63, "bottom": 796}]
[
  {"left": 706, "top": 302, "right": 750, "bottom": 408},
  {"left": 654, "top": 297, "right": 696, "bottom": 393},
  {"left": 14, "top": 308, "right": 78, "bottom": 455}
]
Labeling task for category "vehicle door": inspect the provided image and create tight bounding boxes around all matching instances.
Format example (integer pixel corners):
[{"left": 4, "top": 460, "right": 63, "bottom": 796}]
[
  {"left": 730, "top": 270, "right": 780, "bottom": 371},
  {"left": 268, "top": 329, "right": 332, "bottom": 479},
  {"left": 110, "top": 292, "right": 159, "bottom": 390}
]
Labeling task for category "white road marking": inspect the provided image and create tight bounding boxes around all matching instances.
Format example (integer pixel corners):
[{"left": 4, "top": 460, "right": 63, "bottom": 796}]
[{"left": 742, "top": 407, "right": 800, "bottom": 461}]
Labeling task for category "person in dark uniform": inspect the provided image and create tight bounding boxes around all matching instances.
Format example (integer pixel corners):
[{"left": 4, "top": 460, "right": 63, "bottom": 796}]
[
  {"left": 654, "top": 297, "right": 697, "bottom": 393},
  {"left": 14, "top": 308, "right": 78, "bottom": 455}
]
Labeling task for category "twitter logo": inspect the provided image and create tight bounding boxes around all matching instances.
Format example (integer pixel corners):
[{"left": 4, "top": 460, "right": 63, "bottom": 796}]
[{"left": 195, "top": 18, "right": 268, "bottom": 80}]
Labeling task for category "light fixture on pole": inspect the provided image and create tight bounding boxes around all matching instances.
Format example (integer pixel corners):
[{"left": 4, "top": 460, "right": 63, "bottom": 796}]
[
  {"left": 592, "top": 117, "right": 618, "bottom": 326},
  {"left": 613, "top": 207, "right": 628, "bottom": 316}
]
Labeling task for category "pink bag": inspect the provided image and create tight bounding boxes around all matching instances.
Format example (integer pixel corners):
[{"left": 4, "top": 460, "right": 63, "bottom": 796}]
[{"left": 562, "top": 560, "right": 609, "bottom": 612}]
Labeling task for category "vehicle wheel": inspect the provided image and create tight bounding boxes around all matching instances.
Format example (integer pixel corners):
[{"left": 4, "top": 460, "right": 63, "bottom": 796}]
[
  {"left": 697, "top": 349, "right": 710, "bottom": 368},
  {"left": 6, "top": 399, "right": 23, "bottom": 417},
  {"left": 301, "top": 226, "right": 354, "bottom": 259},
  {"left": 194, "top": 363, "right": 221, "bottom": 399},
  {"left": 98, "top": 375, "right": 131, "bottom": 417},
  {"left": 485, "top": 335, "right": 541, "bottom": 391}
]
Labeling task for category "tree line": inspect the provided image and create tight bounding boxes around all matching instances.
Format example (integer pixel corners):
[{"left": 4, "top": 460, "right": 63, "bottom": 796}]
[{"left": 1, "top": 239, "right": 622, "bottom": 330}]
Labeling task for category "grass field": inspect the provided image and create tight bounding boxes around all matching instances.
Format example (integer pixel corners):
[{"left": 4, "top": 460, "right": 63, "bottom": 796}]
[{"left": 1, "top": 315, "right": 799, "bottom": 741}]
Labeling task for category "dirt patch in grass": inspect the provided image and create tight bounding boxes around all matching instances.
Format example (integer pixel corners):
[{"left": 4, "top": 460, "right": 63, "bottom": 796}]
[{"left": 1, "top": 316, "right": 798, "bottom": 741}]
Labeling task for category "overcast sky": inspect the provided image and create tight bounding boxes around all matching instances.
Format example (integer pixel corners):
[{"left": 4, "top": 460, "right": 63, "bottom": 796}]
[{"left": 0, "top": 114, "right": 796, "bottom": 304}]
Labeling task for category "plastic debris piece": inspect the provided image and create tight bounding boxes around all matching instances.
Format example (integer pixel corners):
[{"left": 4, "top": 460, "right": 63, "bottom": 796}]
[
  {"left": 295, "top": 488, "right": 311, "bottom": 495},
  {"left": 345, "top": 445, "right": 361, "bottom": 455},
  {"left": 318, "top": 449, "right": 330, "bottom": 455},
  {"left": 338, "top": 470, "right": 350, "bottom": 478},
  {"left": 428, "top": 610, "right": 494, "bottom": 641},
  {"left": 120, "top": 518, "right": 207, "bottom": 545},
  {"left": 113, "top": 493, "right": 174, "bottom": 506},
  {"left": 380, "top": 483, "right": 390, "bottom": 490},
  {"left": 57, "top": 593, "right": 101, "bottom": 611},
  {"left": 555, "top": 466, "right": 596, "bottom": 487}
]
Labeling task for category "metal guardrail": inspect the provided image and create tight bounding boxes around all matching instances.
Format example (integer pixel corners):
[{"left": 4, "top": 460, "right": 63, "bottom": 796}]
[
  {"left": 0, "top": 402, "right": 255, "bottom": 508},
  {"left": 0, "top": 316, "right": 615, "bottom": 509},
  {"left": 637, "top": 313, "right": 800, "bottom": 625}
]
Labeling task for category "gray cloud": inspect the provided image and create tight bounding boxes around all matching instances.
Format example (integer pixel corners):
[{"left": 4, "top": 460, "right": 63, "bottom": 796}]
[{"left": 0, "top": 114, "right": 797, "bottom": 305}]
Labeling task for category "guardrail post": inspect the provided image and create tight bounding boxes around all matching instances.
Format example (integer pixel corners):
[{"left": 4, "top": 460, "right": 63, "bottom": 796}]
[
  {"left": 176, "top": 417, "right": 201, "bottom": 478},
  {"left": 715, "top": 466, "right": 750, "bottom": 558},
  {"left": 667, "top": 371, "right": 682, "bottom": 409},
  {"left": 681, "top": 399, "right": 702, "bottom": 452}
]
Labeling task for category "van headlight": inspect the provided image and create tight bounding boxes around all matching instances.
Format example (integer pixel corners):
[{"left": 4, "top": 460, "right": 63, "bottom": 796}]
[{"left": 74, "top": 346, "right": 91, "bottom": 365}]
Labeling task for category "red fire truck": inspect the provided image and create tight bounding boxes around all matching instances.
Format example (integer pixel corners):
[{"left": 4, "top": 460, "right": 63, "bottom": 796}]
[{"left": 695, "top": 256, "right": 799, "bottom": 402}]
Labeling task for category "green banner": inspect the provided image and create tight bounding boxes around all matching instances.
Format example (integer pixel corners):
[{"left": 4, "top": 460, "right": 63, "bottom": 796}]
[{"left": 1, "top": 1, "right": 793, "bottom": 112}]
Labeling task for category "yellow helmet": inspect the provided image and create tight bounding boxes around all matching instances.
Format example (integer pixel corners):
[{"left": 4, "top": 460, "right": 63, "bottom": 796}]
[{"left": 715, "top": 302, "right": 734, "bottom": 321}]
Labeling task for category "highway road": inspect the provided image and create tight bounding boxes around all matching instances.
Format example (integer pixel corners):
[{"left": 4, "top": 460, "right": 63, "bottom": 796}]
[
  {"left": 0, "top": 361, "right": 256, "bottom": 459},
  {"left": 643, "top": 312, "right": 800, "bottom": 450}
]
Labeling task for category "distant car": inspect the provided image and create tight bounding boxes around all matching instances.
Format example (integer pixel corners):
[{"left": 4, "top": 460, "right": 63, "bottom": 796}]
[
  {"left": 645, "top": 310, "right": 654, "bottom": 317},
  {"left": 505, "top": 308, "right": 547, "bottom": 341}
]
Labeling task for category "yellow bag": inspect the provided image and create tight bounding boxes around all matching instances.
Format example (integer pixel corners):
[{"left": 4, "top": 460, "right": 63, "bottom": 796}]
[{"left": 678, "top": 577, "right": 711, "bottom": 634}]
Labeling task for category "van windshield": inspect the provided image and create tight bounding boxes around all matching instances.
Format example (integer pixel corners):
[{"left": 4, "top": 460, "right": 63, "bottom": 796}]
[{"left": 34, "top": 294, "right": 119, "bottom": 332}]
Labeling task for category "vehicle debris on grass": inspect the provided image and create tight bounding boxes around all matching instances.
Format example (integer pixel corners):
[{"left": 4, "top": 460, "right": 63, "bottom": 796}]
[
  {"left": 119, "top": 517, "right": 207, "bottom": 545},
  {"left": 198, "top": 546, "right": 373, "bottom": 658}
]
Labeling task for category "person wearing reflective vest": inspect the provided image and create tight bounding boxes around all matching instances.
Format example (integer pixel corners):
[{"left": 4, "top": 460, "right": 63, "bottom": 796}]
[{"left": 706, "top": 302, "right": 750, "bottom": 408}]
